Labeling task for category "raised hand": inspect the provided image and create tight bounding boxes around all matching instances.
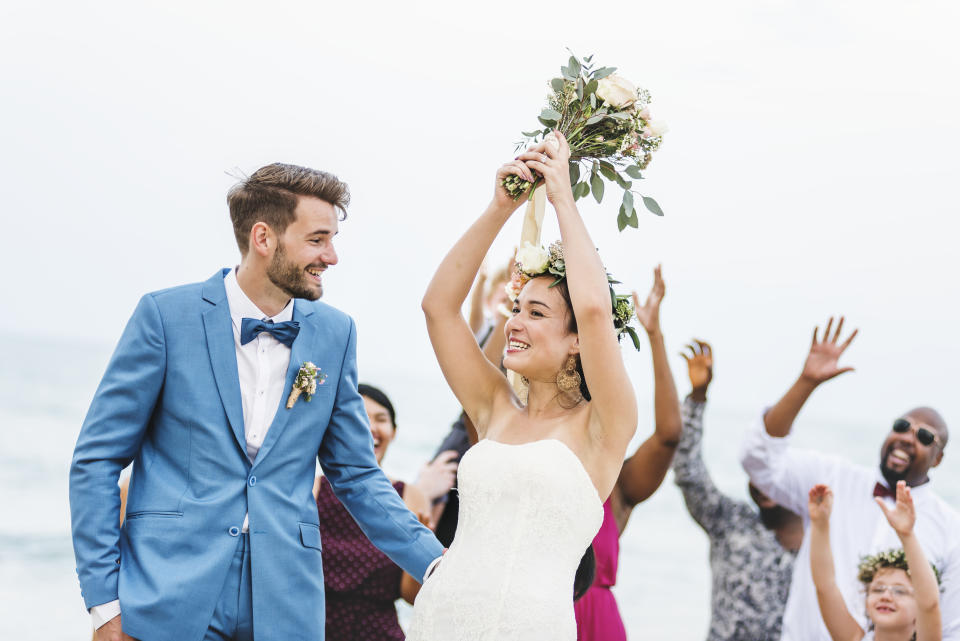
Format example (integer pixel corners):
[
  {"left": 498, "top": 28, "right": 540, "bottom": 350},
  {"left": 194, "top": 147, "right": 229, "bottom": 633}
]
[
  {"left": 876, "top": 480, "right": 915, "bottom": 537},
  {"left": 494, "top": 160, "right": 535, "bottom": 210},
  {"left": 415, "top": 450, "right": 459, "bottom": 502},
  {"left": 808, "top": 484, "right": 834, "bottom": 525},
  {"left": 681, "top": 339, "right": 713, "bottom": 395},
  {"left": 518, "top": 131, "right": 573, "bottom": 206},
  {"left": 632, "top": 265, "right": 665, "bottom": 335},
  {"left": 800, "top": 317, "right": 858, "bottom": 385}
]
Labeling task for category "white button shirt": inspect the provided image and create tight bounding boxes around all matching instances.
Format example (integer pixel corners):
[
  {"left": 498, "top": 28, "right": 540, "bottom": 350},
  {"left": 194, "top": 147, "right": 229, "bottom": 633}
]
[
  {"left": 740, "top": 413, "right": 960, "bottom": 641},
  {"left": 91, "top": 269, "right": 294, "bottom": 629}
]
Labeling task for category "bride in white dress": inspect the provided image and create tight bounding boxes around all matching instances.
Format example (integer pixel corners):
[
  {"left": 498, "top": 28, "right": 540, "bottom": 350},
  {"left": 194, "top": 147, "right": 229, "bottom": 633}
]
[{"left": 409, "top": 132, "right": 639, "bottom": 640}]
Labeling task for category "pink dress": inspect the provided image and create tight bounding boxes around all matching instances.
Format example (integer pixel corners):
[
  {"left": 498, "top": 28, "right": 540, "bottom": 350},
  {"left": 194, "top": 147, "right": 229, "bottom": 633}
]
[{"left": 574, "top": 498, "right": 627, "bottom": 641}]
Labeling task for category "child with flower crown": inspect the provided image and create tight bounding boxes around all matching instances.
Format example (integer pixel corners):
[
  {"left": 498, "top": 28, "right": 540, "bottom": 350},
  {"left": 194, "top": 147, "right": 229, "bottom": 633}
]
[
  {"left": 408, "top": 132, "right": 640, "bottom": 640},
  {"left": 809, "top": 481, "right": 942, "bottom": 641}
]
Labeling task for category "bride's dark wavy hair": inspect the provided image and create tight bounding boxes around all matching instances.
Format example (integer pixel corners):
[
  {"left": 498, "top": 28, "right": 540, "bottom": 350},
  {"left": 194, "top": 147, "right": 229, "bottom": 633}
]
[
  {"left": 548, "top": 277, "right": 591, "bottom": 401},
  {"left": 574, "top": 545, "right": 597, "bottom": 601}
]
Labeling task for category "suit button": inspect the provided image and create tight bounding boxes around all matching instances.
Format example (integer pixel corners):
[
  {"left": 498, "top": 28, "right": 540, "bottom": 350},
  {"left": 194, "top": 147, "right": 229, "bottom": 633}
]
[
  {"left": 229, "top": 526, "right": 240, "bottom": 536},
  {"left": 248, "top": 476, "right": 257, "bottom": 487}
]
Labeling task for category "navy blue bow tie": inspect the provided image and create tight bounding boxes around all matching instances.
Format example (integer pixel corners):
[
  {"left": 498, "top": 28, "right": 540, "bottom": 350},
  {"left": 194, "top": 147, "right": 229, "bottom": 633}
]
[{"left": 240, "top": 318, "right": 300, "bottom": 347}]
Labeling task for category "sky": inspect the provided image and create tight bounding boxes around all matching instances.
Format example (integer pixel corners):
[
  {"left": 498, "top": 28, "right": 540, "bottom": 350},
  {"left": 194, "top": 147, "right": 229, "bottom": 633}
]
[
  {"left": 3, "top": 0, "right": 959, "bottom": 428},
  {"left": 2, "top": 0, "right": 960, "bottom": 636}
]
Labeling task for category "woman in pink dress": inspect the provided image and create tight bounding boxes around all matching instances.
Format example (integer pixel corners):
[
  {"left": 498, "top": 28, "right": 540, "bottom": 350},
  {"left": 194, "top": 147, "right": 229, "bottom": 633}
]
[{"left": 574, "top": 266, "right": 683, "bottom": 640}]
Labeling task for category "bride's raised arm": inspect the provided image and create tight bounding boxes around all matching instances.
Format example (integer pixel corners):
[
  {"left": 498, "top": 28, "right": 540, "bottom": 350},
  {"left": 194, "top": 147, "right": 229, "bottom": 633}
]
[
  {"left": 521, "top": 132, "right": 639, "bottom": 453},
  {"left": 421, "top": 160, "right": 534, "bottom": 435}
]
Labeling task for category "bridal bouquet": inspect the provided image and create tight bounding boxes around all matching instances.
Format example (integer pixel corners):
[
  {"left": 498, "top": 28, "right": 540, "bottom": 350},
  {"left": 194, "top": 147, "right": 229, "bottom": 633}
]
[{"left": 503, "top": 52, "right": 667, "bottom": 231}]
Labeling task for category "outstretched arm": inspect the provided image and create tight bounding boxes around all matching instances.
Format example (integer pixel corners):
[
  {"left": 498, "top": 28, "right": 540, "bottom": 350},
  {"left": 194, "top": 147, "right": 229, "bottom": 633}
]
[
  {"left": 522, "top": 133, "right": 637, "bottom": 453},
  {"left": 671, "top": 340, "right": 739, "bottom": 536},
  {"left": 765, "top": 317, "right": 857, "bottom": 437},
  {"left": 421, "top": 161, "right": 534, "bottom": 435},
  {"left": 614, "top": 267, "right": 681, "bottom": 526},
  {"left": 808, "top": 484, "right": 864, "bottom": 641},
  {"left": 877, "top": 481, "right": 942, "bottom": 641}
]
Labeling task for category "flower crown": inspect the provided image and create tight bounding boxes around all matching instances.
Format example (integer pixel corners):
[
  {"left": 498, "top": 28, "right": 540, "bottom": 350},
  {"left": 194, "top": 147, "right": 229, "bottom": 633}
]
[
  {"left": 856, "top": 548, "right": 942, "bottom": 586},
  {"left": 506, "top": 240, "right": 641, "bottom": 351}
]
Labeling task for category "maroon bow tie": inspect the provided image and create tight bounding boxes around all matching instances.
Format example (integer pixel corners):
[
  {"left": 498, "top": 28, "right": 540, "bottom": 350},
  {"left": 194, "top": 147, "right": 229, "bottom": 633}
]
[{"left": 873, "top": 482, "right": 895, "bottom": 500}]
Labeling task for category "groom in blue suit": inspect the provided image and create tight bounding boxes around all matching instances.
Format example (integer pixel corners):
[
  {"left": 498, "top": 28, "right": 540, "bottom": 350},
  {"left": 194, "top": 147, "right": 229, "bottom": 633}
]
[{"left": 70, "top": 163, "right": 444, "bottom": 641}]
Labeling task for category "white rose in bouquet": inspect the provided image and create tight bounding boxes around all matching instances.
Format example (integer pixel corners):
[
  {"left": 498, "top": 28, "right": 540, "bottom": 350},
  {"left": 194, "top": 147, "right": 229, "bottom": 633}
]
[
  {"left": 596, "top": 74, "right": 638, "bottom": 109},
  {"left": 642, "top": 120, "right": 669, "bottom": 138},
  {"left": 516, "top": 242, "right": 550, "bottom": 275}
]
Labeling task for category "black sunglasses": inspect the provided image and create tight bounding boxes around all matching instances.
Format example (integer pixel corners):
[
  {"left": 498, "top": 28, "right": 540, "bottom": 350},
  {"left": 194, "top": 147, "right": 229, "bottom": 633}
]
[{"left": 893, "top": 418, "right": 942, "bottom": 448}]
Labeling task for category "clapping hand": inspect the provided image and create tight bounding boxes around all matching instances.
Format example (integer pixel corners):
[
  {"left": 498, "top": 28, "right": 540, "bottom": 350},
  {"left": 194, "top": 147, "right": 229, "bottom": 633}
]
[
  {"left": 801, "top": 317, "right": 858, "bottom": 385},
  {"left": 681, "top": 339, "right": 713, "bottom": 397},
  {"left": 876, "top": 480, "right": 916, "bottom": 538},
  {"left": 808, "top": 484, "right": 834, "bottom": 525},
  {"left": 632, "top": 265, "right": 665, "bottom": 335}
]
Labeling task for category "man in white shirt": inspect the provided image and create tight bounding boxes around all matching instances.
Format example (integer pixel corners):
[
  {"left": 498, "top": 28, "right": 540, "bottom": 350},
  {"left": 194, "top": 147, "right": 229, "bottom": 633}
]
[
  {"left": 740, "top": 317, "right": 959, "bottom": 641},
  {"left": 70, "top": 163, "right": 444, "bottom": 641}
]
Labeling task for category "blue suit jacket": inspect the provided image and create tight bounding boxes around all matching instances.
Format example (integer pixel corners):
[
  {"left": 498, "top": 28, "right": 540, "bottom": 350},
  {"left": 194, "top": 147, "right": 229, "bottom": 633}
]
[{"left": 70, "top": 270, "right": 443, "bottom": 641}]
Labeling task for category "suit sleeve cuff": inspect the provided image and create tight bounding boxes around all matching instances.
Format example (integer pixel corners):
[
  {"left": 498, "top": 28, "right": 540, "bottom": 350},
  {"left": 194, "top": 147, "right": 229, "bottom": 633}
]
[{"left": 90, "top": 600, "right": 121, "bottom": 630}]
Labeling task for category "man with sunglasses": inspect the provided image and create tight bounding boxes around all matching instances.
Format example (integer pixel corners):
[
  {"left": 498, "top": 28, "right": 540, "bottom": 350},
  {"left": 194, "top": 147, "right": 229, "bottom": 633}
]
[{"left": 739, "top": 317, "right": 959, "bottom": 641}]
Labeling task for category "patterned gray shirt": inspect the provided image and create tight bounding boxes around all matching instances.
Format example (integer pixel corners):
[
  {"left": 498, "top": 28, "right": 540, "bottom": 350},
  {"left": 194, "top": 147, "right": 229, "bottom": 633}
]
[{"left": 672, "top": 397, "right": 796, "bottom": 641}]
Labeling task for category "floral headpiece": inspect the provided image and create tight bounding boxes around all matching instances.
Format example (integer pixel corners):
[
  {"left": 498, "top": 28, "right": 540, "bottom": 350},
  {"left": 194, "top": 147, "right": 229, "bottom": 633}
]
[
  {"left": 506, "top": 240, "right": 641, "bottom": 351},
  {"left": 856, "top": 548, "right": 942, "bottom": 586}
]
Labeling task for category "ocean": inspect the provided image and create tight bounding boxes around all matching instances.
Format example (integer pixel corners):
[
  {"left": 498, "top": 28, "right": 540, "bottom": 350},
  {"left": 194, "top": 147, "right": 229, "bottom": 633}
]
[{"left": 2, "top": 331, "right": 957, "bottom": 640}]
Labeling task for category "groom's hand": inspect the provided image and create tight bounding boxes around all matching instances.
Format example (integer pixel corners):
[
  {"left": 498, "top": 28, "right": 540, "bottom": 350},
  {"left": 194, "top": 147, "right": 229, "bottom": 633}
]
[{"left": 95, "top": 615, "right": 138, "bottom": 641}]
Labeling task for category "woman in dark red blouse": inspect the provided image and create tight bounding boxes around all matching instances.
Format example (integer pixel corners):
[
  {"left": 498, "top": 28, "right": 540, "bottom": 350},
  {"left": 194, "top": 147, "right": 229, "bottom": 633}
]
[{"left": 314, "top": 383, "right": 451, "bottom": 641}]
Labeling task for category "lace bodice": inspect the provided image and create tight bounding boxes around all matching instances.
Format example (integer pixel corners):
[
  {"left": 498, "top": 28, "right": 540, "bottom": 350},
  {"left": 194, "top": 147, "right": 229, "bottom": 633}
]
[{"left": 406, "top": 438, "right": 604, "bottom": 641}]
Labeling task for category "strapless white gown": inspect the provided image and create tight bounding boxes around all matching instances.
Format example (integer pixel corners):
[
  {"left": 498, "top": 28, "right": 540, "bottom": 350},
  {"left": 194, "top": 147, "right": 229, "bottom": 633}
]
[{"left": 406, "top": 438, "right": 604, "bottom": 641}]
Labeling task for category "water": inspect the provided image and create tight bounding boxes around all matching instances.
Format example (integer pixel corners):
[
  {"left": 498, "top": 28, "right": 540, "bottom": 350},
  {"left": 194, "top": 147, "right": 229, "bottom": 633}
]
[{"left": 2, "top": 332, "right": 957, "bottom": 640}]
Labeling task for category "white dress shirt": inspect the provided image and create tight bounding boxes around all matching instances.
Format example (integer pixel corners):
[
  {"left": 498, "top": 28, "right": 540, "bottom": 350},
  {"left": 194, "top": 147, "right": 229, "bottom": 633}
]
[
  {"left": 740, "top": 412, "right": 960, "bottom": 641},
  {"left": 91, "top": 269, "right": 294, "bottom": 629}
]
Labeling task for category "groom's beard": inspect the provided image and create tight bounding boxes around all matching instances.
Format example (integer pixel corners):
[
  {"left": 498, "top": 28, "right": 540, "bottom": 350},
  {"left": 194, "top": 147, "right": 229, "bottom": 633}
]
[{"left": 267, "top": 241, "right": 324, "bottom": 301}]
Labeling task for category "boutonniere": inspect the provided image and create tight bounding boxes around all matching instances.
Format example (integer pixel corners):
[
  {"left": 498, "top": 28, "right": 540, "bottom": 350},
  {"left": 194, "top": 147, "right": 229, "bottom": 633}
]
[{"left": 286, "top": 361, "right": 326, "bottom": 409}]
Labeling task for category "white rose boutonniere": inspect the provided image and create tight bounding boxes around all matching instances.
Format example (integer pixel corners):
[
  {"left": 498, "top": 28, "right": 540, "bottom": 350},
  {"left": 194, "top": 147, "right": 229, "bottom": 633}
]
[{"left": 286, "top": 361, "right": 327, "bottom": 409}]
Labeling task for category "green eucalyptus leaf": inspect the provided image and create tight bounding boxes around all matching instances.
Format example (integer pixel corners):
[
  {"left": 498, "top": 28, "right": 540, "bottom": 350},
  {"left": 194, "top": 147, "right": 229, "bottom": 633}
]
[
  {"left": 598, "top": 163, "right": 617, "bottom": 181},
  {"left": 591, "top": 173, "right": 604, "bottom": 203},
  {"left": 622, "top": 189, "right": 634, "bottom": 213},
  {"left": 576, "top": 78, "right": 584, "bottom": 101},
  {"left": 624, "top": 165, "right": 644, "bottom": 179},
  {"left": 614, "top": 173, "right": 632, "bottom": 190},
  {"left": 590, "top": 93, "right": 596, "bottom": 108},
  {"left": 584, "top": 79, "right": 598, "bottom": 96},
  {"left": 625, "top": 326, "right": 642, "bottom": 350},
  {"left": 627, "top": 210, "right": 639, "bottom": 228},
  {"left": 569, "top": 162, "right": 580, "bottom": 185},
  {"left": 585, "top": 114, "right": 604, "bottom": 125},
  {"left": 551, "top": 77, "right": 565, "bottom": 93},
  {"left": 521, "top": 130, "right": 542, "bottom": 138},
  {"left": 642, "top": 195, "right": 665, "bottom": 216},
  {"left": 617, "top": 208, "right": 628, "bottom": 232},
  {"left": 593, "top": 66, "right": 617, "bottom": 80},
  {"left": 568, "top": 56, "right": 581, "bottom": 76},
  {"left": 561, "top": 65, "right": 576, "bottom": 81},
  {"left": 541, "top": 108, "right": 562, "bottom": 121}
]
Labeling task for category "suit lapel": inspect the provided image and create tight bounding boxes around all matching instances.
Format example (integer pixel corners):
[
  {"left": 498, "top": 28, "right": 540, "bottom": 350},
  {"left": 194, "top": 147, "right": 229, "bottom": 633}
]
[
  {"left": 201, "top": 270, "right": 248, "bottom": 457},
  {"left": 251, "top": 299, "right": 317, "bottom": 469}
]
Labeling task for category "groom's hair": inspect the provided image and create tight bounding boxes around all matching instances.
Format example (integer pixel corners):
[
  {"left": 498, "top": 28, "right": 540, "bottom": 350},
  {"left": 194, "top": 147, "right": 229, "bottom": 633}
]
[{"left": 227, "top": 162, "right": 350, "bottom": 254}]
